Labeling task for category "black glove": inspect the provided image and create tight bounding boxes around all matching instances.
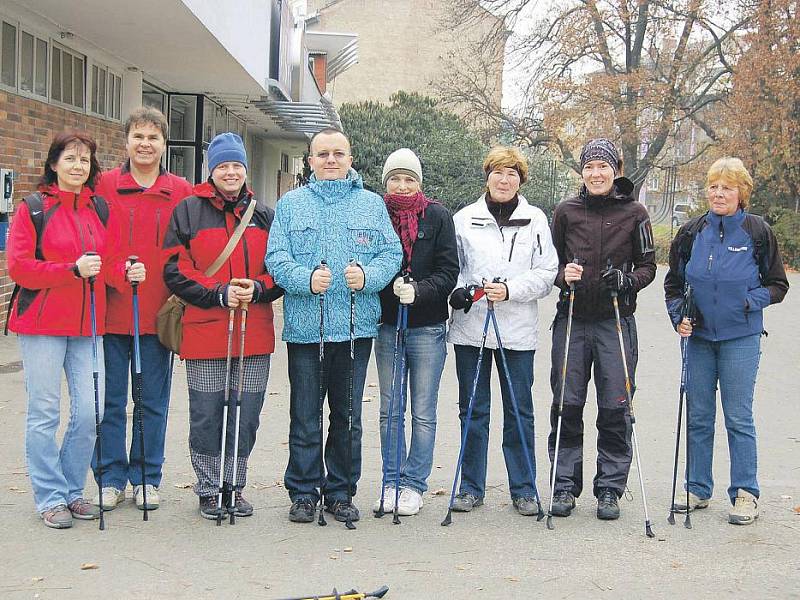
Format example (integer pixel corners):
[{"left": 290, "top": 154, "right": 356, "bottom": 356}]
[
  {"left": 601, "top": 267, "right": 632, "bottom": 294},
  {"left": 449, "top": 284, "right": 482, "bottom": 313}
]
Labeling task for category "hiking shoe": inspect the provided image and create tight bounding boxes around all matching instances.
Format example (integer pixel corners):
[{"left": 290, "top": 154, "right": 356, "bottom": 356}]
[
  {"left": 597, "top": 488, "right": 620, "bottom": 520},
  {"left": 41, "top": 504, "right": 73, "bottom": 529},
  {"left": 234, "top": 491, "right": 253, "bottom": 517},
  {"left": 512, "top": 496, "right": 540, "bottom": 517},
  {"left": 729, "top": 489, "right": 758, "bottom": 525},
  {"left": 133, "top": 485, "right": 160, "bottom": 511},
  {"left": 289, "top": 497, "right": 316, "bottom": 523},
  {"left": 673, "top": 492, "right": 709, "bottom": 513},
  {"left": 325, "top": 500, "right": 360, "bottom": 523},
  {"left": 550, "top": 490, "right": 576, "bottom": 517},
  {"left": 92, "top": 486, "right": 125, "bottom": 510},
  {"left": 397, "top": 488, "right": 423, "bottom": 516},
  {"left": 68, "top": 498, "right": 101, "bottom": 520},
  {"left": 451, "top": 492, "right": 483, "bottom": 513},
  {"left": 199, "top": 496, "right": 222, "bottom": 520},
  {"left": 372, "top": 486, "right": 397, "bottom": 514}
]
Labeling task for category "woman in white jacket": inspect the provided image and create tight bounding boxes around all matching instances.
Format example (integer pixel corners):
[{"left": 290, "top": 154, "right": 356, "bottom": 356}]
[{"left": 447, "top": 146, "right": 558, "bottom": 516}]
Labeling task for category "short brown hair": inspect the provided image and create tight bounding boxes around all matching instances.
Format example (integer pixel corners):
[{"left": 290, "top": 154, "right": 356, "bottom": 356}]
[
  {"left": 124, "top": 106, "right": 168, "bottom": 139},
  {"left": 706, "top": 157, "right": 753, "bottom": 209},
  {"left": 39, "top": 131, "right": 101, "bottom": 190},
  {"left": 482, "top": 146, "right": 528, "bottom": 183}
]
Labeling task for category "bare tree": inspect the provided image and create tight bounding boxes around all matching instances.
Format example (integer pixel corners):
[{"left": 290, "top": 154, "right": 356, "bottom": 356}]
[{"left": 438, "top": 0, "right": 756, "bottom": 194}]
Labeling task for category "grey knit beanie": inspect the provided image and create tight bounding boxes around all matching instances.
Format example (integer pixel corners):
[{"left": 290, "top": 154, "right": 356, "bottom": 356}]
[
  {"left": 382, "top": 148, "right": 423, "bottom": 186},
  {"left": 579, "top": 138, "right": 619, "bottom": 175}
]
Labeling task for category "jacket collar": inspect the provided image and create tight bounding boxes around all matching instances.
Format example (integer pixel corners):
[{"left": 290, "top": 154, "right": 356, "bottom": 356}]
[
  {"left": 112, "top": 160, "right": 174, "bottom": 198},
  {"left": 192, "top": 181, "right": 255, "bottom": 216},
  {"left": 307, "top": 168, "right": 364, "bottom": 205},
  {"left": 40, "top": 183, "right": 95, "bottom": 209},
  {"left": 580, "top": 176, "right": 635, "bottom": 207},
  {"left": 705, "top": 208, "right": 746, "bottom": 229},
  {"left": 474, "top": 193, "right": 534, "bottom": 220}
]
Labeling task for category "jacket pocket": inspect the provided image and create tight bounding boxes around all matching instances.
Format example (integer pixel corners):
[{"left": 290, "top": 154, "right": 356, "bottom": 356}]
[
  {"left": 289, "top": 227, "right": 318, "bottom": 259},
  {"left": 347, "top": 225, "right": 385, "bottom": 263}
]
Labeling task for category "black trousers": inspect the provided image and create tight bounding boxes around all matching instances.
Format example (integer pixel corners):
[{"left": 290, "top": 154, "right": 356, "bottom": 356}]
[{"left": 548, "top": 314, "right": 638, "bottom": 498}]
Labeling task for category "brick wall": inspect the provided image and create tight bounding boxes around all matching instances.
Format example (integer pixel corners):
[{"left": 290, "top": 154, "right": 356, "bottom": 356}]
[{"left": 0, "top": 90, "right": 126, "bottom": 330}]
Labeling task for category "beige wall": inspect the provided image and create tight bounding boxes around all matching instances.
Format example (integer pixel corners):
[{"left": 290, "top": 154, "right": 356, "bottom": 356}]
[{"left": 307, "top": 0, "right": 504, "bottom": 110}]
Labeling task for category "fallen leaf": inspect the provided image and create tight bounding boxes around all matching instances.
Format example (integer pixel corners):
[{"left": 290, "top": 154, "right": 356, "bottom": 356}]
[
  {"left": 9, "top": 486, "right": 26, "bottom": 493},
  {"left": 362, "top": 397, "right": 373, "bottom": 402},
  {"left": 793, "top": 506, "right": 800, "bottom": 514},
  {"left": 269, "top": 392, "right": 280, "bottom": 395},
  {"left": 329, "top": 555, "right": 338, "bottom": 560},
  {"left": 431, "top": 488, "right": 448, "bottom": 496},
  {"left": 80, "top": 563, "right": 99, "bottom": 570},
  {"left": 367, "top": 382, "right": 377, "bottom": 388},
  {"left": 506, "top": 577, "right": 520, "bottom": 583},
  {"left": 779, "top": 495, "right": 792, "bottom": 500},
  {"left": 173, "top": 483, "right": 193, "bottom": 489},
  {"left": 671, "top": 562, "right": 683, "bottom": 569},
  {"left": 456, "top": 565, "right": 466, "bottom": 571},
  {"left": 31, "top": 577, "right": 44, "bottom": 582},
  {"left": 343, "top": 547, "right": 353, "bottom": 553}
]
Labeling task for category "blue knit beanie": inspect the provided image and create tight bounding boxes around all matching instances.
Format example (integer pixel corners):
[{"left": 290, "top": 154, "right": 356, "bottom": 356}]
[{"left": 208, "top": 132, "right": 248, "bottom": 173}]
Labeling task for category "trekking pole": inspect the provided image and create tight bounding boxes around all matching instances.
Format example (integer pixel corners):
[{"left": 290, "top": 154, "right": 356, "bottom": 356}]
[
  {"left": 487, "top": 278, "right": 544, "bottom": 521},
  {"left": 375, "top": 303, "right": 404, "bottom": 519},
  {"left": 608, "top": 262, "right": 655, "bottom": 538},
  {"left": 547, "top": 280, "right": 576, "bottom": 530},
  {"left": 86, "top": 251, "right": 106, "bottom": 531},
  {"left": 392, "top": 302, "right": 409, "bottom": 525},
  {"left": 668, "top": 284, "right": 694, "bottom": 528},
  {"left": 228, "top": 279, "right": 251, "bottom": 525},
  {"left": 317, "top": 260, "right": 328, "bottom": 527},
  {"left": 344, "top": 259, "right": 357, "bottom": 530},
  {"left": 216, "top": 305, "right": 236, "bottom": 526},
  {"left": 276, "top": 585, "right": 389, "bottom": 600},
  {"left": 129, "top": 256, "right": 148, "bottom": 522},
  {"left": 442, "top": 292, "right": 491, "bottom": 527}
]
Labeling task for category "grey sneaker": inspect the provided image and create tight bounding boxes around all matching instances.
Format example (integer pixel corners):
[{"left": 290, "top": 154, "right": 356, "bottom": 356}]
[
  {"left": 728, "top": 489, "right": 758, "bottom": 525},
  {"left": 596, "top": 488, "right": 620, "bottom": 520},
  {"left": 68, "top": 498, "right": 101, "bottom": 520},
  {"left": 233, "top": 491, "right": 253, "bottom": 517},
  {"left": 288, "top": 498, "right": 316, "bottom": 523},
  {"left": 512, "top": 496, "right": 540, "bottom": 517},
  {"left": 325, "top": 500, "right": 360, "bottom": 523},
  {"left": 451, "top": 492, "right": 483, "bottom": 513},
  {"left": 550, "top": 490, "right": 576, "bottom": 517},
  {"left": 674, "top": 492, "right": 709, "bottom": 513},
  {"left": 199, "top": 496, "right": 222, "bottom": 520},
  {"left": 41, "top": 504, "right": 73, "bottom": 529},
  {"left": 92, "top": 486, "right": 125, "bottom": 510}
]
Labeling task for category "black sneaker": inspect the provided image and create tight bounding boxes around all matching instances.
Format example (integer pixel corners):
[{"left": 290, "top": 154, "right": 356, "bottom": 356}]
[
  {"left": 597, "top": 488, "right": 620, "bottom": 520},
  {"left": 325, "top": 499, "right": 360, "bottom": 523},
  {"left": 550, "top": 490, "right": 576, "bottom": 517},
  {"left": 199, "top": 496, "right": 222, "bottom": 520},
  {"left": 512, "top": 496, "right": 540, "bottom": 516},
  {"left": 234, "top": 491, "right": 253, "bottom": 517},
  {"left": 289, "top": 497, "right": 316, "bottom": 523}
]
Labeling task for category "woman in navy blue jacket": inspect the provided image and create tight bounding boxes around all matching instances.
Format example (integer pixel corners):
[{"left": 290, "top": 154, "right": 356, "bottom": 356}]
[{"left": 664, "top": 157, "right": 788, "bottom": 526}]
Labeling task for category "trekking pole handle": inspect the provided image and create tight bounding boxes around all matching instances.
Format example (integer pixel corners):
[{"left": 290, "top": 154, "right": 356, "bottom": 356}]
[
  {"left": 127, "top": 255, "right": 140, "bottom": 288},
  {"left": 85, "top": 251, "right": 98, "bottom": 284}
]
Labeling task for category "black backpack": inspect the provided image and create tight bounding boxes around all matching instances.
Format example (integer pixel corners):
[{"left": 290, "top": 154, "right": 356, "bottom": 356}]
[
  {"left": 676, "top": 212, "right": 772, "bottom": 284},
  {"left": 4, "top": 192, "right": 109, "bottom": 334}
]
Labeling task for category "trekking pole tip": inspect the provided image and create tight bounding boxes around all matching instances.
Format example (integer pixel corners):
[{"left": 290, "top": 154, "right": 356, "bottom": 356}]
[
  {"left": 645, "top": 521, "right": 655, "bottom": 538},
  {"left": 667, "top": 509, "right": 676, "bottom": 525},
  {"left": 546, "top": 515, "right": 554, "bottom": 530},
  {"left": 441, "top": 510, "right": 452, "bottom": 527},
  {"left": 345, "top": 519, "right": 356, "bottom": 530},
  {"left": 536, "top": 508, "right": 545, "bottom": 522},
  {"left": 684, "top": 514, "right": 692, "bottom": 529}
]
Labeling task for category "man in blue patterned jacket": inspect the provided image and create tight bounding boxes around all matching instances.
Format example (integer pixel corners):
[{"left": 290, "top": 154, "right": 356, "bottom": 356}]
[{"left": 267, "top": 129, "right": 402, "bottom": 524}]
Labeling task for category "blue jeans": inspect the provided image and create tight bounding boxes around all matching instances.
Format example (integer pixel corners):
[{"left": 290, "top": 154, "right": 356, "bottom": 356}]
[
  {"left": 454, "top": 344, "right": 537, "bottom": 499},
  {"left": 686, "top": 333, "right": 761, "bottom": 504},
  {"left": 92, "top": 334, "right": 172, "bottom": 489},
  {"left": 284, "top": 339, "right": 372, "bottom": 503},
  {"left": 19, "top": 334, "right": 104, "bottom": 512},
  {"left": 375, "top": 322, "right": 447, "bottom": 494}
]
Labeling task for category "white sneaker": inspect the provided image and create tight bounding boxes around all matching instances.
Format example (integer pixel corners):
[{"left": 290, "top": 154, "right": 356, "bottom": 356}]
[
  {"left": 372, "top": 486, "right": 397, "bottom": 513},
  {"left": 92, "top": 486, "right": 125, "bottom": 510},
  {"left": 133, "top": 484, "right": 160, "bottom": 510},
  {"left": 397, "top": 487, "right": 423, "bottom": 516}
]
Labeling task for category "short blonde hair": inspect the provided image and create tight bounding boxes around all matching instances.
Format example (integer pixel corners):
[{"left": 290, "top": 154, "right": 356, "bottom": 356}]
[
  {"left": 706, "top": 157, "right": 753, "bottom": 209},
  {"left": 483, "top": 146, "right": 528, "bottom": 183}
]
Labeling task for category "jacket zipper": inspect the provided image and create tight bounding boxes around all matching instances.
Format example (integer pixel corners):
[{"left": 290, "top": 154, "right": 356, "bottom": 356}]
[
  {"left": 155, "top": 208, "right": 161, "bottom": 246},
  {"left": 536, "top": 233, "right": 542, "bottom": 255},
  {"left": 129, "top": 208, "right": 135, "bottom": 247},
  {"left": 508, "top": 231, "right": 518, "bottom": 261}
]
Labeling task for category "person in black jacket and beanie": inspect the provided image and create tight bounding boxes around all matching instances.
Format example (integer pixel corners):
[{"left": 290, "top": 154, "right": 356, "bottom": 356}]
[{"left": 373, "top": 148, "right": 459, "bottom": 517}]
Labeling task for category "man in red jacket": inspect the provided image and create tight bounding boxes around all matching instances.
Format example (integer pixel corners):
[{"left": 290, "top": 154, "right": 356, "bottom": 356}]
[{"left": 92, "top": 107, "right": 192, "bottom": 511}]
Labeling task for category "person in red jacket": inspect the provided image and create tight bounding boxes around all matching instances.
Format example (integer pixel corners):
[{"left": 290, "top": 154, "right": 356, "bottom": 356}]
[
  {"left": 6, "top": 131, "right": 107, "bottom": 529},
  {"left": 163, "top": 132, "right": 282, "bottom": 520},
  {"left": 91, "top": 107, "right": 193, "bottom": 512}
]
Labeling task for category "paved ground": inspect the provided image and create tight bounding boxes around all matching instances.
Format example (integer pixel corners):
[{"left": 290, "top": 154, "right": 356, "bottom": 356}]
[{"left": 0, "top": 267, "right": 798, "bottom": 600}]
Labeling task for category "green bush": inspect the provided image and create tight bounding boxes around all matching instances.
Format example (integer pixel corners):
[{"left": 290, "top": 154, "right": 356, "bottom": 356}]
[{"left": 767, "top": 208, "right": 800, "bottom": 270}]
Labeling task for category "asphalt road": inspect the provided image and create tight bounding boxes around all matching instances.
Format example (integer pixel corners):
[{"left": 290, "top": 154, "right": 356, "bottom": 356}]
[{"left": 0, "top": 267, "right": 798, "bottom": 599}]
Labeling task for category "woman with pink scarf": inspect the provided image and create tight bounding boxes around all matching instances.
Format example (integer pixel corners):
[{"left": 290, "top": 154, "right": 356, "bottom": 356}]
[{"left": 373, "top": 148, "right": 459, "bottom": 517}]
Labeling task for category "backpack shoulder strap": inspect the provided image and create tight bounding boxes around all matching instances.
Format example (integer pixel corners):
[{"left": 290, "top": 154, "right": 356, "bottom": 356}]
[
  {"left": 90, "top": 194, "right": 110, "bottom": 226},
  {"left": 741, "top": 213, "right": 770, "bottom": 282},
  {"left": 678, "top": 214, "right": 706, "bottom": 267}
]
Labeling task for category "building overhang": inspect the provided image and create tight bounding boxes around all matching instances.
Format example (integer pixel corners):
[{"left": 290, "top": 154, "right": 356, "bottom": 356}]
[{"left": 305, "top": 31, "right": 359, "bottom": 81}]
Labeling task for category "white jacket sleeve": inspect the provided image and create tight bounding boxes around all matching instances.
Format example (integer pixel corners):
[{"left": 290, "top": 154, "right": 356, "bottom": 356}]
[{"left": 505, "top": 211, "right": 558, "bottom": 302}]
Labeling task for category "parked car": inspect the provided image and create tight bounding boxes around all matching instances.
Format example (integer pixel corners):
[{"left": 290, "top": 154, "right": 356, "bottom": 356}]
[{"left": 672, "top": 203, "right": 691, "bottom": 227}]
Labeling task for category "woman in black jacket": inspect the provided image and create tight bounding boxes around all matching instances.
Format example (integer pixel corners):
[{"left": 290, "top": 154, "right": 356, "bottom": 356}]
[{"left": 373, "top": 148, "right": 459, "bottom": 517}]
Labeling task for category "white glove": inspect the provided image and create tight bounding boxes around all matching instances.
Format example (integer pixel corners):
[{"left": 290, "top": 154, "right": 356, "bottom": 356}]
[
  {"left": 393, "top": 277, "right": 404, "bottom": 296},
  {"left": 396, "top": 280, "right": 416, "bottom": 305}
]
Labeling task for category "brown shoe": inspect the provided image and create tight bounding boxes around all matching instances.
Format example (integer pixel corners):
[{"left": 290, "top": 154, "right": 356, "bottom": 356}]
[
  {"left": 68, "top": 498, "right": 101, "bottom": 520},
  {"left": 41, "top": 505, "right": 73, "bottom": 529}
]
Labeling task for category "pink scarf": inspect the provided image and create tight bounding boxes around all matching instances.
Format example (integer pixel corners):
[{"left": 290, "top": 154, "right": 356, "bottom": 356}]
[{"left": 383, "top": 191, "right": 433, "bottom": 272}]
